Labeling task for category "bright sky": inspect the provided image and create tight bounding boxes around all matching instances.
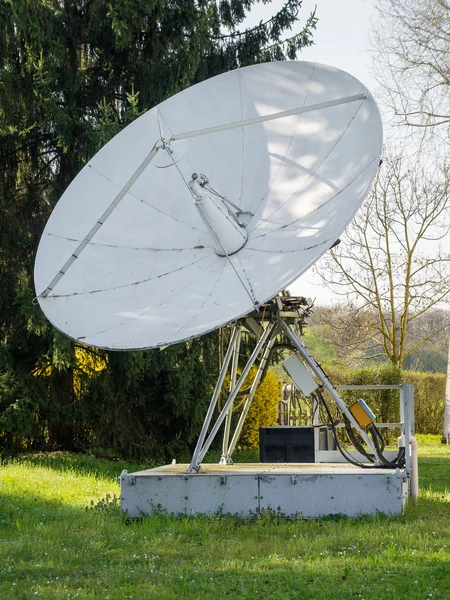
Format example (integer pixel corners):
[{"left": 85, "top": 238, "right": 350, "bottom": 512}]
[
  {"left": 251, "top": 0, "right": 376, "bottom": 88},
  {"left": 246, "top": 0, "right": 377, "bottom": 305}
]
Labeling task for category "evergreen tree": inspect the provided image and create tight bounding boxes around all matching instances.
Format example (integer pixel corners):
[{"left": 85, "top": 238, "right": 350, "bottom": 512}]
[{"left": 0, "top": 0, "right": 317, "bottom": 458}]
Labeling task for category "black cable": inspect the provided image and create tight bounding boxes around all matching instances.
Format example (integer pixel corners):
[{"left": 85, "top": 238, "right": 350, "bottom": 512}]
[
  {"left": 342, "top": 411, "right": 404, "bottom": 468},
  {"left": 314, "top": 389, "right": 376, "bottom": 469},
  {"left": 371, "top": 422, "right": 386, "bottom": 453},
  {"left": 368, "top": 424, "right": 405, "bottom": 468},
  {"left": 318, "top": 390, "right": 403, "bottom": 469},
  {"left": 315, "top": 388, "right": 406, "bottom": 470},
  {"left": 317, "top": 381, "right": 405, "bottom": 468},
  {"left": 343, "top": 415, "right": 376, "bottom": 463}
]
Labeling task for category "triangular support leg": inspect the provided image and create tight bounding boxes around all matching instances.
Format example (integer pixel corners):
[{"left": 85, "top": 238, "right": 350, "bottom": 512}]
[
  {"left": 187, "top": 297, "right": 378, "bottom": 474},
  {"left": 187, "top": 322, "right": 277, "bottom": 473},
  {"left": 220, "top": 331, "right": 279, "bottom": 463}
]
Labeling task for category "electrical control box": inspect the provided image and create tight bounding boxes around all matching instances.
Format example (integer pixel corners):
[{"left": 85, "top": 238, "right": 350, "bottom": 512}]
[
  {"left": 282, "top": 354, "right": 318, "bottom": 396},
  {"left": 349, "top": 399, "right": 376, "bottom": 429}
]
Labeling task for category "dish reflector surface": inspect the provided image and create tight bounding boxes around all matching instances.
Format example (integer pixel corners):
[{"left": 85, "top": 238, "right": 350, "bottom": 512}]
[{"left": 34, "top": 61, "right": 382, "bottom": 350}]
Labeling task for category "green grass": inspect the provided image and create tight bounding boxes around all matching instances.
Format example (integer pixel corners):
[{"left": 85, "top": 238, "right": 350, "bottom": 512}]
[{"left": 1, "top": 435, "right": 450, "bottom": 599}]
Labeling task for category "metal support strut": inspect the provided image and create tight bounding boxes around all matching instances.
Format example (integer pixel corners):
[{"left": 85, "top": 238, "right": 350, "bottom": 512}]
[
  {"left": 187, "top": 322, "right": 276, "bottom": 472},
  {"left": 221, "top": 326, "right": 242, "bottom": 463},
  {"left": 280, "top": 321, "right": 378, "bottom": 456},
  {"left": 223, "top": 330, "right": 279, "bottom": 463},
  {"left": 187, "top": 295, "right": 380, "bottom": 473}
]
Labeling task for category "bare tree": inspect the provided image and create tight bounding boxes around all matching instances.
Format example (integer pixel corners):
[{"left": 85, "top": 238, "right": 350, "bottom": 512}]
[
  {"left": 309, "top": 304, "right": 376, "bottom": 367},
  {"left": 371, "top": 1, "right": 450, "bottom": 440},
  {"left": 318, "top": 153, "right": 450, "bottom": 368},
  {"left": 373, "top": 0, "right": 450, "bottom": 138},
  {"left": 373, "top": 1, "right": 450, "bottom": 440}
]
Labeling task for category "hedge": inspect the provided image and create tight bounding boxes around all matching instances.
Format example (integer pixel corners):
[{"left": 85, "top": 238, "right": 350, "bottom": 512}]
[
  {"left": 323, "top": 364, "right": 445, "bottom": 435},
  {"left": 324, "top": 364, "right": 402, "bottom": 426},
  {"left": 403, "top": 371, "right": 446, "bottom": 435}
]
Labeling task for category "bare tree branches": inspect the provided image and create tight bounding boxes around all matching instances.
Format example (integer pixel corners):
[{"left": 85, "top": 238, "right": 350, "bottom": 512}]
[
  {"left": 372, "top": 0, "right": 450, "bottom": 440},
  {"left": 318, "top": 153, "right": 450, "bottom": 367},
  {"left": 373, "top": 0, "right": 450, "bottom": 134}
]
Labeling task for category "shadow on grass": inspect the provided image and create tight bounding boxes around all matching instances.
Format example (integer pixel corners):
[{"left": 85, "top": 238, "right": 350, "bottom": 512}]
[
  {"left": 0, "top": 489, "right": 112, "bottom": 527},
  {"left": 3, "top": 448, "right": 262, "bottom": 484},
  {"left": 1, "top": 450, "right": 145, "bottom": 482},
  {"left": 2, "top": 466, "right": 450, "bottom": 600},
  {"left": 2, "top": 450, "right": 448, "bottom": 517}
]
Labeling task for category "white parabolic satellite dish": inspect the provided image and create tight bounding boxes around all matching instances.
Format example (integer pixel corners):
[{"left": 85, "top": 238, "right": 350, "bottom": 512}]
[{"left": 35, "top": 61, "right": 383, "bottom": 350}]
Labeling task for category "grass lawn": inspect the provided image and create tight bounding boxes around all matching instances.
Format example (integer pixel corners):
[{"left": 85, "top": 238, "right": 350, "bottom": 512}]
[{"left": 1, "top": 435, "right": 449, "bottom": 600}]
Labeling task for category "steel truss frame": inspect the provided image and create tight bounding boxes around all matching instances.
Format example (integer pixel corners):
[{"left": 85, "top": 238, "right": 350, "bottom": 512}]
[{"left": 187, "top": 296, "right": 378, "bottom": 473}]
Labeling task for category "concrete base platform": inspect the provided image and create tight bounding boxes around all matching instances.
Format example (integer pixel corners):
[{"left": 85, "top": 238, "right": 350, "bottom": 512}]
[{"left": 120, "top": 463, "right": 409, "bottom": 518}]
